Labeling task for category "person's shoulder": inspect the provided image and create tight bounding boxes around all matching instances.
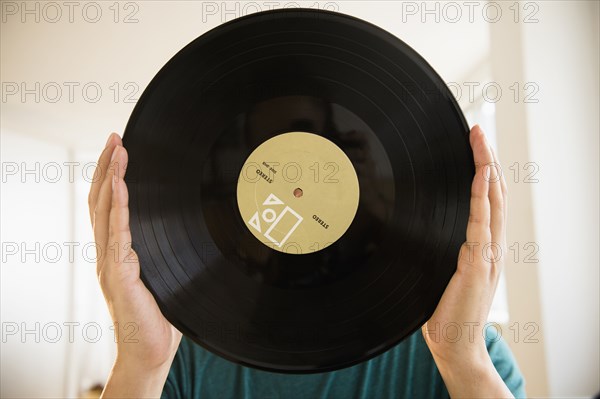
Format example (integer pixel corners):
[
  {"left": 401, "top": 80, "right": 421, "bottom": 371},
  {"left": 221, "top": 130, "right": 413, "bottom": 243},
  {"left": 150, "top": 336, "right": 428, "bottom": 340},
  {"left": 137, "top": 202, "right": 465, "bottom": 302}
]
[{"left": 484, "top": 325, "right": 527, "bottom": 398}]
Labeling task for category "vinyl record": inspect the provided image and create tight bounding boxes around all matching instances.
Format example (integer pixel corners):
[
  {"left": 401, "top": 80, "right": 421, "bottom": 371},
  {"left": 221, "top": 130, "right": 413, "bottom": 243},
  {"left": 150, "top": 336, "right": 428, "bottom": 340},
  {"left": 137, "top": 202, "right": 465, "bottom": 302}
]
[{"left": 123, "top": 8, "right": 474, "bottom": 373}]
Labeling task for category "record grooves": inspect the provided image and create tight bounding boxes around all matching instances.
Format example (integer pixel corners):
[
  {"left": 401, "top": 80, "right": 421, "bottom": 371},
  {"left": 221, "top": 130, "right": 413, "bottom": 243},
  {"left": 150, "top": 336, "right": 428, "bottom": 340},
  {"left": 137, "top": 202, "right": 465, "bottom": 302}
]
[{"left": 123, "top": 8, "right": 473, "bottom": 373}]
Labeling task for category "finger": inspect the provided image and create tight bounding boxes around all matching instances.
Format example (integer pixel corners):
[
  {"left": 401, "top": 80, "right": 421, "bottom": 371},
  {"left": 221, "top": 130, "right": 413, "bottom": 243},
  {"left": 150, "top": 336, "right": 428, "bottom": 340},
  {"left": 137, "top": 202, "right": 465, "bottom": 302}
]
[
  {"left": 93, "top": 145, "right": 127, "bottom": 267},
  {"left": 489, "top": 146, "right": 507, "bottom": 247},
  {"left": 88, "top": 133, "right": 122, "bottom": 225},
  {"left": 104, "top": 147, "right": 138, "bottom": 277},
  {"left": 466, "top": 125, "right": 493, "bottom": 247}
]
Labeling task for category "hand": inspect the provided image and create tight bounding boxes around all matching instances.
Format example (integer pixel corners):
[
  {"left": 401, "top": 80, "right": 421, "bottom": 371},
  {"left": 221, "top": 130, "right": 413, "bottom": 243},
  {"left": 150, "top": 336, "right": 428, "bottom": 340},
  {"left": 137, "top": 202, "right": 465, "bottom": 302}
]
[
  {"left": 88, "top": 133, "right": 182, "bottom": 398},
  {"left": 422, "top": 125, "right": 513, "bottom": 398}
]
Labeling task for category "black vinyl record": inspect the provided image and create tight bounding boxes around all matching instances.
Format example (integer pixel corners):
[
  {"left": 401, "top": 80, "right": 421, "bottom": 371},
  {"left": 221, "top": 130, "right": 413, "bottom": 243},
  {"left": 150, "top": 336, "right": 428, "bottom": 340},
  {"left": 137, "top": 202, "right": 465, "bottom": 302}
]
[{"left": 123, "top": 8, "right": 474, "bottom": 373}]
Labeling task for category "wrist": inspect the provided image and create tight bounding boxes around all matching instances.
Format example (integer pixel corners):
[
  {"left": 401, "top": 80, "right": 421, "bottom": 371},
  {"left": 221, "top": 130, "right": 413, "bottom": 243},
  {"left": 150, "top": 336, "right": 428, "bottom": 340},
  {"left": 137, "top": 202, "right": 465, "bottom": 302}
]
[
  {"left": 114, "top": 341, "right": 179, "bottom": 372},
  {"left": 114, "top": 352, "right": 174, "bottom": 375},
  {"left": 436, "top": 351, "right": 494, "bottom": 382},
  {"left": 431, "top": 342, "right": 490, "bottom": 374},
  {"left": 111, "top": 327, "right": 182, "bottom": 374},
  {"left": 434, "top": 354, "right": 513, "bottom": 399},
  {"left": 101, "top": 358, "right": 172, "bottom": 399}
]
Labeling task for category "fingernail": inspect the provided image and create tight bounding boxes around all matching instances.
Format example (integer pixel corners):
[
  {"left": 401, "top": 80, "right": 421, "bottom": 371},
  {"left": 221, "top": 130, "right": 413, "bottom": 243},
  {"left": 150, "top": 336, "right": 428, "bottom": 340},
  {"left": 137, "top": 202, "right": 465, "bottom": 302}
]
[{"left": 111, "top": 145, "right": 121, "bottom": 162}]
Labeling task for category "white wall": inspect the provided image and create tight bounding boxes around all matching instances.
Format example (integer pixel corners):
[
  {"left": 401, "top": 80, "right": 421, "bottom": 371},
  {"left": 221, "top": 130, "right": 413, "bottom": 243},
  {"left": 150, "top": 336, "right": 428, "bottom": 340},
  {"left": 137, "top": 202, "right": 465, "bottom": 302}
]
[
  {"left": 1, "top": 131, "right": 72, "bottom": 397},
  {"left": 522, "top": 1, "right": 599, "bottom": 396},
  {"left": 490, "top": 2, "right": 600, "bottom": 396},
  {"left": 0, "top": 131, "right": 115, "bottom": 397}
]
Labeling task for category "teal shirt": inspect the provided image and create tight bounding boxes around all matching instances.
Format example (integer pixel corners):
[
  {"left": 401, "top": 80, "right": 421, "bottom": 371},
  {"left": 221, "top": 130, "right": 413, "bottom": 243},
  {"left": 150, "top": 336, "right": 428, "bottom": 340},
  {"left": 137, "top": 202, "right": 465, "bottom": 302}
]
[{"left": 161, "top": 330, "right": 525, "bottom": 398}]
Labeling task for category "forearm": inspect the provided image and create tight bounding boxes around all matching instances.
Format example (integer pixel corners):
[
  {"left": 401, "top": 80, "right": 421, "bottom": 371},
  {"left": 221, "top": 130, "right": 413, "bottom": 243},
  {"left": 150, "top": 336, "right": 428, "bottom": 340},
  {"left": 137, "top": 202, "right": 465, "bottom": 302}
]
[
  {"left": 100, "top": 358, "right": 173, "bottom": 399},
  {"left": 435, "top": 356, "right": 514, "bottom": 399}
]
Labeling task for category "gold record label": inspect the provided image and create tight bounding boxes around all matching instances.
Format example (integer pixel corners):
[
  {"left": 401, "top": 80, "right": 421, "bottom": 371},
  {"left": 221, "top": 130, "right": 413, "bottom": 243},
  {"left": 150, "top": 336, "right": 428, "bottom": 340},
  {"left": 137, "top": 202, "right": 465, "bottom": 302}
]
[{"left": 236, "top": 132, "right": 360, "bottom": 255}]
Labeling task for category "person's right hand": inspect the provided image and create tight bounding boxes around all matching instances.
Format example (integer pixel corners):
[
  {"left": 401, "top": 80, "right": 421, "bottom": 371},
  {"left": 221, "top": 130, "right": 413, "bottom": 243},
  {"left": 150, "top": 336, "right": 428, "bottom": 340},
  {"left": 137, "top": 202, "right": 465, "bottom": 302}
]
[{"left": 88, "top": 133, "right": 182, "bottom": 398}]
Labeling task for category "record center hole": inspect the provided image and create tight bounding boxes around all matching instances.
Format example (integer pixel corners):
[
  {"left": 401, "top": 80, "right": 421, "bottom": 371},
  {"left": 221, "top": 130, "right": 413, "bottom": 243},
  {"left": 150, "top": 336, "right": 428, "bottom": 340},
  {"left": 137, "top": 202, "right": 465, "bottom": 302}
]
[{"left": 293, "top": 188, "right": 303, "bottom": 198}]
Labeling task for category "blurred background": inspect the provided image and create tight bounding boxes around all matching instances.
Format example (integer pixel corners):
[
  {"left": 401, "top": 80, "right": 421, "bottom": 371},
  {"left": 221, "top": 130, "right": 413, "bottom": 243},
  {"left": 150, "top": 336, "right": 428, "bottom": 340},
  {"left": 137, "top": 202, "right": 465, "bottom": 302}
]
[{"left": 1, "top": 1, "right": 598, "bottom": 397}]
